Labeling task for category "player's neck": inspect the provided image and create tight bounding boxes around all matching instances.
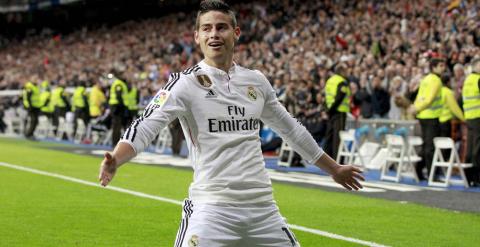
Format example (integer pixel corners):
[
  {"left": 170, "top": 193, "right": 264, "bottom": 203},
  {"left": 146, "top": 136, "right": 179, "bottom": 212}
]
[{"left": 204, "top": 57, "right": 234, "bottom": 73}]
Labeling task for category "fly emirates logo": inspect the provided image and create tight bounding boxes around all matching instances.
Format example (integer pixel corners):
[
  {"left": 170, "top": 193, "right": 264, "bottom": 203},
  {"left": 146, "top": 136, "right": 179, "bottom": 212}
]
[{"left": 208, "top": 105, "right": 260, "bottom": 133}]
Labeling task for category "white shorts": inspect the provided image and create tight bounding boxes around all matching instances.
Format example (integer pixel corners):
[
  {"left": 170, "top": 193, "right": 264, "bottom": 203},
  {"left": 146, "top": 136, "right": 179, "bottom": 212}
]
[{"left": 174, "top": 199, "right": 300, "bottom": 247}]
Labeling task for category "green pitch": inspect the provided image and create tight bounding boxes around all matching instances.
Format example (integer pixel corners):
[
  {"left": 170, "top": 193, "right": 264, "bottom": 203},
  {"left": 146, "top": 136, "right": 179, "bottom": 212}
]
[{"left": 0, "top": 137, "right": 479, "bottom": 246}]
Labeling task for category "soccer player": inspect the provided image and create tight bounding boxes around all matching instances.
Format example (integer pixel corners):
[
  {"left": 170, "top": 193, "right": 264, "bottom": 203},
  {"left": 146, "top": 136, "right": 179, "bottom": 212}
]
[{"left": 98, "top": 1, "right": 364, "bottom": 246}]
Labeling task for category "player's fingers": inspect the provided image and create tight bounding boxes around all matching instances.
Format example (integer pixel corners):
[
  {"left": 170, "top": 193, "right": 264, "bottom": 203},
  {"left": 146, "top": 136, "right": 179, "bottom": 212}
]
[
  {"left": 341, "top": 182, "right": 352, "bottom": 191},
  {"left": 101, "top": 175, "right": 110, "bottom": 187},
  {"left": 345, "top": 179, "right": 357, "bottom": 190},
  {"left": 352, "top": 172, "right": 365, "bottom": 181},
  {"left": 351, "top": 179, "right": 363, "bottom": 190},
  {"left": 98, "top": 163, "right": 107, "bottom": 180},
  {"left": 100, "top": 171, "right": 108, "bottom": 184},
  {"left": 98, "top": 163, "right": 105, "bottom": 179},
  {"left": 101, "top": 179, "right": 108, "bottom": 187},
  {"left": 352, "top": 166, "right": 363, "bottom": 173},
  {"left": 99, "top": 173, "right": 105, "bottom": 185},
  {"left": 99, "top": 164, "right": 112, "bottom": 182}
]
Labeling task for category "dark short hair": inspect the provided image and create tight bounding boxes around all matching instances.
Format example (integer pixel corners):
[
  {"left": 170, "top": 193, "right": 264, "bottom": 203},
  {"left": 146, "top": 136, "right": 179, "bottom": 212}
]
[
  {"left": 429, "top": 58, "right": 446, "bottom": 70},
  {"left": 195, "top": 0, "right": 237, "bottom": 30}
]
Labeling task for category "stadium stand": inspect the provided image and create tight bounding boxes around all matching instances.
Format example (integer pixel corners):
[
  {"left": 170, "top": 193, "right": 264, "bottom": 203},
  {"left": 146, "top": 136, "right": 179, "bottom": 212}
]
[{"left": 0, "top": 0, "right": 479, "bottom": 187}]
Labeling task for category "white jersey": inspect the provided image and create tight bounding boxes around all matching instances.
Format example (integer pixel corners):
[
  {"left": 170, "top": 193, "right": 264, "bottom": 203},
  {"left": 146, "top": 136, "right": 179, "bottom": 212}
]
[{"left": 120, "top": 60, "right": 324, "bottom": 204}]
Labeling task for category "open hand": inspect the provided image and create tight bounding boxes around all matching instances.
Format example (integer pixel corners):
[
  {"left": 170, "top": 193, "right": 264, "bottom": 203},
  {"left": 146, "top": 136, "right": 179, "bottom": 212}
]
[
  {"left": 332, "top": 165, "right": 365, "bottom": 191},
  {"left": 98, "top": 152, "right": 117, "bottom": 187}
]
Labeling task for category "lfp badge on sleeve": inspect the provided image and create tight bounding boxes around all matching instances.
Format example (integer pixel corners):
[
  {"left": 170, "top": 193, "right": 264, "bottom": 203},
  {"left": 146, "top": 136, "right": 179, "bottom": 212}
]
[{"left": 152, "top": 90, "right": 170, "bottom": 106}]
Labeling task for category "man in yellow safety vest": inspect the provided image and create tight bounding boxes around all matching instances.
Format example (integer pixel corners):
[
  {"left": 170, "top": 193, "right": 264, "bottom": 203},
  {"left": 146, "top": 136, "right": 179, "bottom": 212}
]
[
  {"left": 72, "top": 79, "right": 90, "bottom": 140},
  {"left": 39, "top": 80, "right": 54, "bottom": 118},
  {"left": 324, "top": 63, "right": 351, "bottom": 160},
  {"left": 126, "top": 81, "right": 139, "bottom": 127},
  {"left": 22, "top": 76, "right": 42, "bottom": 139},
  {"left": 108, "top": 73, "right": 128, "bottom": 146},
  {"left": 89, "top": 80, "right": 106, "bottom": 119},
  {"left": 463, "top": 58, "right": 480, "bottom": 187},
  {"left": 51, "top": 78, "right": 70, "bottom": 136},
  {"left": 408, "top": 58, "right": 446, "bottom": 180},
  {"left": 438, "top": 74, "right": 464, "bottom": 138}
]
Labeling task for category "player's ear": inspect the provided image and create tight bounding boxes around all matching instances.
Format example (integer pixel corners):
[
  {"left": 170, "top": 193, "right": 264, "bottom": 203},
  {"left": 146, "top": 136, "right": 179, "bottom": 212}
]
[
  {"left": 234, "top": 26, "right": 241, "bottom": 42},
  {"left": 194, "top": 30, "right": 200, "bottom": 45}
]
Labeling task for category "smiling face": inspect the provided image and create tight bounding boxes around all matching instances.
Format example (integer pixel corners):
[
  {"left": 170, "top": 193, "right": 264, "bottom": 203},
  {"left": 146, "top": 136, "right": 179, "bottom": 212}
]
[{"left": 195, "top": 10, "right": 240, "bottom": 67}]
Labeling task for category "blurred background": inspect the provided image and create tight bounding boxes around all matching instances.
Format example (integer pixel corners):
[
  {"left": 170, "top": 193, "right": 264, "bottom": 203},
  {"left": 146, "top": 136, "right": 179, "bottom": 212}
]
[{"left": 0, "top": 0, "right": 479, "bottom": 186}]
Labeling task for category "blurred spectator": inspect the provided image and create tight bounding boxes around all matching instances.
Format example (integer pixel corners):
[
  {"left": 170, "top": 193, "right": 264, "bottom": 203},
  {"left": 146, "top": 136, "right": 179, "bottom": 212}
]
[
  {"left": 388, "top": 76, "right": 406, "bottom": 120},
  {"left": 371, "top": 75, "right": 391, "bottom": 118},
  {"left": 353, "top": 74, "right": 373, "bottom": 119},
  {"left": 452, "top": 63, "right": 466, "bottom": 99},
  {"left": 0, "top": 105, "right": 6, "bottom": 133},
  {"left": 349, "top": 82, "right": 361, "bottom": 119},
  {"left": 306, "top": 92, "right": 328, "bottom": 143}
]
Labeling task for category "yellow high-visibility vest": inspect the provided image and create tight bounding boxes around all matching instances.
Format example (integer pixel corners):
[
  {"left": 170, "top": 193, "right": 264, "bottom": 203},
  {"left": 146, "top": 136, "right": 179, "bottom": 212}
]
[
  {"left": 40, "top": 91, "right": 54, "bottom": 113},
  {"left": 72, "top": 86, "right": 87, "bottom": 110},
  {"left": 40, "top": 81, "right": 54, "bottom": 113},
  {"left": 89, "top": 85, "right": 106, "bottom": 117},
  {"left": 51, "top": 87, "right": 67, "bottom": 108},
  {"left": 22, "top": 82, "right": 42, "bottom": 108},
  {"left": 462, "top": 73, "right": 480, "bottom": 120},
  {"left": 127, "top": 87, "right": 139, "bottom": 111},
  {"left": 325, "top": 74, "right": 350, "bottom": 113},
  {"left": 108, "top": 79, "right": 128, "bottom": 106},
  {"left": 439, "top": 87, "right": 454, "bottom": 123},
  {"left": 416, "top": 73, "right": 442, "bottom": 119}
]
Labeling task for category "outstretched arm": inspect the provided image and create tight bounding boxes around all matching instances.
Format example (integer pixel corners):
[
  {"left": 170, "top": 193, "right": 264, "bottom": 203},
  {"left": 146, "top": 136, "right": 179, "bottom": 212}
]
[
  {"left": 98, "top": 142, "right": 136, "bottom": 186},
  {"left": 259, "top": 72, "right": 364, "bottom": 190},
  {"left": 262, "top": 93, "right": 364, "bottom": 190},
  {"left": 98, "top": 73, "right": 189, "bottom": 187}
]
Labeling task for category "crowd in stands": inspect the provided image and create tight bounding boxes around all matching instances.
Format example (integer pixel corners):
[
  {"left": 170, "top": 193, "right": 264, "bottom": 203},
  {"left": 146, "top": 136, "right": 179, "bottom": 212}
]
[{"left": 0, "top": 0, "right": 479, "bottom": 145}]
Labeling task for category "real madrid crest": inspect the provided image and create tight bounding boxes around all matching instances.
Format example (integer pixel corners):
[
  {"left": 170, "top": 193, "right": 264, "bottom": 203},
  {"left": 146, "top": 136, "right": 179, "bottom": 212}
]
[
  {"left": 188, "top": 235, "right": 199, "bottom": 247},
  {"left": 247, "top": 86, "right": 257, "bottom": 101},
  {"left": 196, "top": 75, "right": 213, "bottom": 88}
]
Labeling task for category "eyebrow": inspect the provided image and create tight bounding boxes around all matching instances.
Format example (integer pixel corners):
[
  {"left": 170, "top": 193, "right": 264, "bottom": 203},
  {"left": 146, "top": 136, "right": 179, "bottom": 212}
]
[{"left": 200, "top": 22, "right": 229, "bottom": 27}]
